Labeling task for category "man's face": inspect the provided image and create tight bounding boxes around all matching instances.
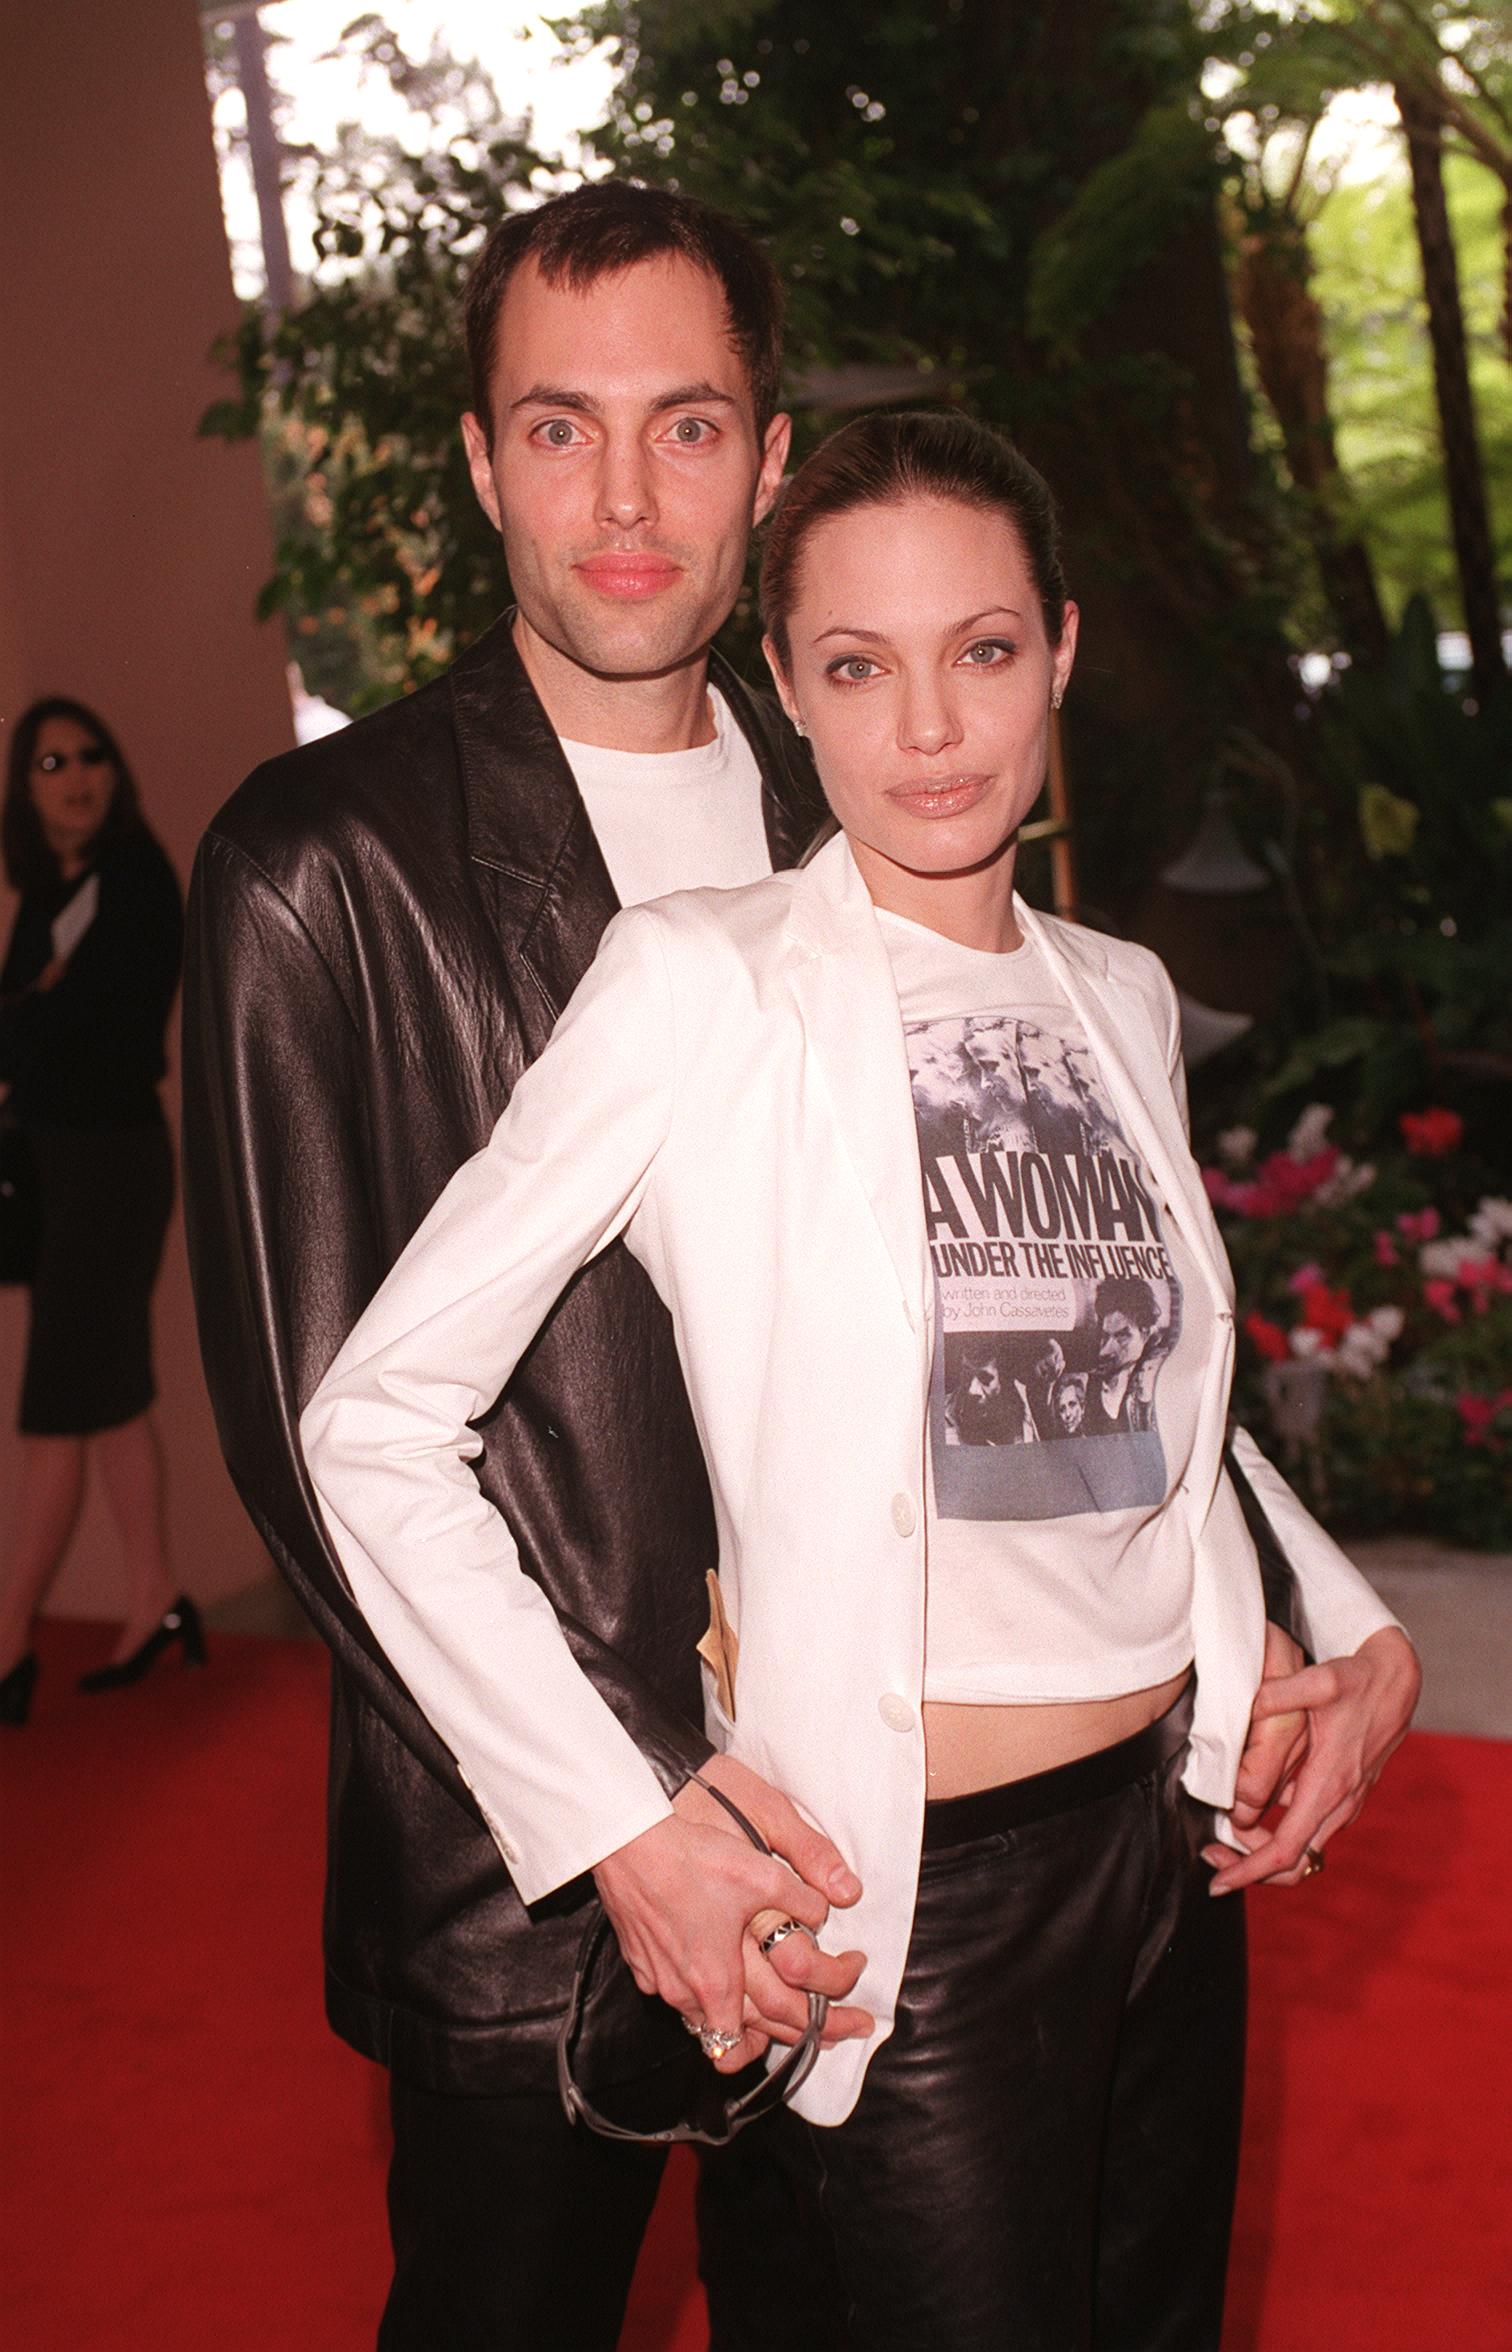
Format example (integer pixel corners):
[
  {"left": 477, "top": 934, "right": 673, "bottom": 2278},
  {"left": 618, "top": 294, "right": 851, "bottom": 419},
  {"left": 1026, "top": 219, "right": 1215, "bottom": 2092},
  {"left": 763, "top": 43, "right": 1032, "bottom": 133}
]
[
  {"left": 1097, "top": 1310, "right": 1145, "bottom": 1371},
  {"left": 463, "top": 254, "right": 789, "bottom": 686}
]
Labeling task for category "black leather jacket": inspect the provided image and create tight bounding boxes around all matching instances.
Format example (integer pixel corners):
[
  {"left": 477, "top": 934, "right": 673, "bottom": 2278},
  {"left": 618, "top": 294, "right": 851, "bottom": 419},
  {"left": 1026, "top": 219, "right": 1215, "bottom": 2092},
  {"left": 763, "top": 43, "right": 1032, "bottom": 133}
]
[{"left": 183, "top": 617, "right": 825, "bottom": 2092}]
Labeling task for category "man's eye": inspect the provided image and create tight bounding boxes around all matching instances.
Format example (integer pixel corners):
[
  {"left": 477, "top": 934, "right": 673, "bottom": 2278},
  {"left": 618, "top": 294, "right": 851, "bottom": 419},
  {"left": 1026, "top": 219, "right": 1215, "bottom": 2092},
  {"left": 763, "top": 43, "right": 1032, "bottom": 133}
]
[
  {"left": 666, "top": 417, "right": 715, "bottom": 445},
  {"left": 534, "top": 418, "right": 584, "bottom": 449}
]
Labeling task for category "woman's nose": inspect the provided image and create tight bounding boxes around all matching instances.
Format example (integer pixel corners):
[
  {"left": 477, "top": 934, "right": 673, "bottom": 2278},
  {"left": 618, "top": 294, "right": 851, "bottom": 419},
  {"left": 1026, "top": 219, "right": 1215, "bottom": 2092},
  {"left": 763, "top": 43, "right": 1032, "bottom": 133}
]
[{"left": 897, "top": 682, "right": 962, "bottom": 757}]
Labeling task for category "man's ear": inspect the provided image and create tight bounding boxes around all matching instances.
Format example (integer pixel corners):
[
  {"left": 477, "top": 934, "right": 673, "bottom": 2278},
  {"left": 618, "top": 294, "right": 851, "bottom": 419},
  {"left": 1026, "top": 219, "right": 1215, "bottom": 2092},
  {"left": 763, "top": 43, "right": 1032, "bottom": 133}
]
[
  {"left": 461, "top": 412, "right": 503, "bottom": 535},
  {"left": 761, "top": 634, "right": 801, "bottom": 733},
  {"left": 752, "top": 411, "right": 792, "bottom": 527}
]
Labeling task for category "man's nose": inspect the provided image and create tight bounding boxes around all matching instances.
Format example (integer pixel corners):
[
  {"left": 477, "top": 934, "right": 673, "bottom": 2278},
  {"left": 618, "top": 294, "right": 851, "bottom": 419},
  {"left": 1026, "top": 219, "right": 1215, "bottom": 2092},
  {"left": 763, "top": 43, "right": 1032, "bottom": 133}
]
[{"left": 597, "top": 436, "right": 657, "bottom": 534}]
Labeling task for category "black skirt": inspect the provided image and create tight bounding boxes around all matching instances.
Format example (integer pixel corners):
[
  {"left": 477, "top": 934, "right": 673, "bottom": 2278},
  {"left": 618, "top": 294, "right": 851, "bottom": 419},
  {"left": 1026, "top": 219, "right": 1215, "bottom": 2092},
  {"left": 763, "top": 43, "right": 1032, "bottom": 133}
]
[{"left": 18, "top": 1116, "right": 174, "bottom": 1437}]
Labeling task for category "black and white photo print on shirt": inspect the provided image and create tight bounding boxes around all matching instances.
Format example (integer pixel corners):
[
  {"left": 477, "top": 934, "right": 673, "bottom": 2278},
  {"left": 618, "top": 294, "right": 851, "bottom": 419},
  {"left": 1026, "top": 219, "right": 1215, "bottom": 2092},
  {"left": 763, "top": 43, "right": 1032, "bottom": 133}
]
[{"left": 906, "top": 1009, "right": 1183, "bottom": 1522}]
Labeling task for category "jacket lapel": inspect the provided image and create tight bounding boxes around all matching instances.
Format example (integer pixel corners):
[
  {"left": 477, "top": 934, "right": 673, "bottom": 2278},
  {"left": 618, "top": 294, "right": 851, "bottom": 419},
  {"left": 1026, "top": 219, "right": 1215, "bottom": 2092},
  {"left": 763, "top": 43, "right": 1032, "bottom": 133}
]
[
  {"left": 783, "top": 837, "right": 931, "bottom": 1329},
  {"left": 450, "top": 621, "right": 827, "bottom": 1041},
  {"left": 449, "top": 614, "right": 620, "bottom": 1038},
  {"left": 711, "top": 652, "right": 829, "bottom": 872}
]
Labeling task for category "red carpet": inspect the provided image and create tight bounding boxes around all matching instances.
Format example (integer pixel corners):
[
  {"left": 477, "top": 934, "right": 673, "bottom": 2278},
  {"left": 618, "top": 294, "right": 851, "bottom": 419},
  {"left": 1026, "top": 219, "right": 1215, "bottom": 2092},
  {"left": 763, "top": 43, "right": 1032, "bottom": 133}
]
[{"left": 3, "top": 1617, "right": 1508, "bottom": 2350}]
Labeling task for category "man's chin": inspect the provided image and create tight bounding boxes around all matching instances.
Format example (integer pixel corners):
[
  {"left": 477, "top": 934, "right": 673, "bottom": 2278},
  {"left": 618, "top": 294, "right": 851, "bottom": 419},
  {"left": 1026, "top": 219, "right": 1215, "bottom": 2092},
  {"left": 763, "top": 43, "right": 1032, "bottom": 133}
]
[{"left": 520, "top": 598, "right": 718, "bottom": 686}]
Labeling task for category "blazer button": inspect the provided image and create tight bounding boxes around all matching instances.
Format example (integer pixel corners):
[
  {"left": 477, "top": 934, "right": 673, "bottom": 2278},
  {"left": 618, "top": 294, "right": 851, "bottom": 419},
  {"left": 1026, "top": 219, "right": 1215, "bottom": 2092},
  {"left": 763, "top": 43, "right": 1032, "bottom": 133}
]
[
  {"left": 879, "top": 1693, "right": 915, "bottom": 1733},
  {"left": 891, "top": 1493, "right": 917, "bottom": 1538}
]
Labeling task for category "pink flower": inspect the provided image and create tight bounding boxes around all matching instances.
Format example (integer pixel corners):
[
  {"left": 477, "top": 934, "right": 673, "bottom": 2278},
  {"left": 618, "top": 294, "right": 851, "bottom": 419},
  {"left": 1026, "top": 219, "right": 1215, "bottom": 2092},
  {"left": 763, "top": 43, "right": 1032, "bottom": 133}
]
[
  {"left": 1298, "top": 1281, "right": 1355, "bottom": 1343},
  {"left": 1457, "top": 1256, "right": 1512, "bottom": 1314},
  {"left": 1287, "top": 1262, "right": 1326, "bottom": 1294},
  {"left": 1373, "top": 1231, "right": 1400, "bottom": 1267},
  {"left": 1400, "top": 1108, "right": 1464, "bottom": 1158},
  {"left": 1244, "top": 1313, "right": 1291, "bottom": 1363},
  {"left": 1424, "top": 1279, "right": 1462, "bottom": 1325},
  {"left": 1456, "top": 1390, "right": 1512, "bottom": 1450},
  {"left": 1396, "top": 1207, "right": 1440, "bottom": 1245}
]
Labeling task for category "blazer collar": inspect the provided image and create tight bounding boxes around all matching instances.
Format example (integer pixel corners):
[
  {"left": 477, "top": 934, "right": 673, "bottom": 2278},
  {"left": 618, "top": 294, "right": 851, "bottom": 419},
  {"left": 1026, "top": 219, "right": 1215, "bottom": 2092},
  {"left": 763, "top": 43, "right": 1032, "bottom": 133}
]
[
  {"left": 450, "top": 613, "right": 825, "bottom": 986},
  {"left": 783, "top": 837, "right": 932, "bottom": 1327}
]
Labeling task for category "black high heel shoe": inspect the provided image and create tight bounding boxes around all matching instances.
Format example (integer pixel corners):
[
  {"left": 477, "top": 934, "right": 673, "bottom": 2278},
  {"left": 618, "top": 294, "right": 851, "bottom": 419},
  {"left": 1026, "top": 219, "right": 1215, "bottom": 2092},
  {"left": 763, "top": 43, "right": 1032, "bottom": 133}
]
[
  {"left": 0, "top": 1652, "right": 39, "bottom": 1725},
  {"left": 77, "top": 1596, "right": 207, "bottom": 1693}
]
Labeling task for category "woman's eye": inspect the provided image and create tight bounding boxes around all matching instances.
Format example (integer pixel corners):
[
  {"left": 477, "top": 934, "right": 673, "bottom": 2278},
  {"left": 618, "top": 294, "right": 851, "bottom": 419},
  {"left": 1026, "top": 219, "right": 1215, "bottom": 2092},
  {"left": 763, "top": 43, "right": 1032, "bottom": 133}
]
[
  {"left": 961, "top": 639, "right": 1015, "bottom": 667},
  {"left": 829, "top": 657, "right": 880, "bottom": 684}
]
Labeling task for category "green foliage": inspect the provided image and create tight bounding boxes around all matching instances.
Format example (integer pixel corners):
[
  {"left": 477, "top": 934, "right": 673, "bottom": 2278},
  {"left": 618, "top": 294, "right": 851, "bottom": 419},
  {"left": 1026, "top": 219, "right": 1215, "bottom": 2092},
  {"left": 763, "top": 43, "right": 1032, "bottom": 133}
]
[
  {"left": 201, "top": 134, "right": 552, "bottom": 708},
  {"left": 1309, "top": 153, "right": 1512, "bottom": 629}
]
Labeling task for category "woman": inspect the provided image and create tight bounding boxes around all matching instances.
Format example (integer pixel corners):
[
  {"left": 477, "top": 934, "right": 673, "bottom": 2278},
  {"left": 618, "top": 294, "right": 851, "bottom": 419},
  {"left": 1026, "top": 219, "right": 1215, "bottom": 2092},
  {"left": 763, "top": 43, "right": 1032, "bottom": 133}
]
[
  {"left": 0, "top": 698, "right": 201, "bottom": 1724},
  {"left": 300, "top": 415, "right": 1415, "bottom": 2346}
]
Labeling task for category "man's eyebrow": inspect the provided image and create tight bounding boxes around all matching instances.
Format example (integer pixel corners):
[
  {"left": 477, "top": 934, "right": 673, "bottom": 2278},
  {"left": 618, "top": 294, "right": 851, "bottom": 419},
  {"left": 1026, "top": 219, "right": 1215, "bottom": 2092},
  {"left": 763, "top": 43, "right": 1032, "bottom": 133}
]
[
  {"left": 507, "top": 381, "right": 742, "bottom": 416},
  {"left": 649, "top": 383, "right": 741, "bottom": 412},
  {"left": 813, "top": 606, "right": 1026, "bottom": 645},
  {"left": 509, "top": 385, "right": 597, "bottom": 414}
]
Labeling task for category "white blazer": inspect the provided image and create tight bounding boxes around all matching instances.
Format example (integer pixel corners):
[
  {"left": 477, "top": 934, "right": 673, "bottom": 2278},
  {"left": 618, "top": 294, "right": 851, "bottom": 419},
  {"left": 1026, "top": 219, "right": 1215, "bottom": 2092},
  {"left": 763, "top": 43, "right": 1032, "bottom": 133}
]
[{"left": 302, "top": 833, "right": 1397, "bottom": 2124}]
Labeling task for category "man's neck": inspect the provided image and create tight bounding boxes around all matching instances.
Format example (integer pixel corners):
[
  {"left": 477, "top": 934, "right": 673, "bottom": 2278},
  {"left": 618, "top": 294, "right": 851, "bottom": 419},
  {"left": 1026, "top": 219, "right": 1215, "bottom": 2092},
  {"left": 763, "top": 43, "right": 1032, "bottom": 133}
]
[{"left": 513, "top": 613, "right": 716, "bottom": 754}]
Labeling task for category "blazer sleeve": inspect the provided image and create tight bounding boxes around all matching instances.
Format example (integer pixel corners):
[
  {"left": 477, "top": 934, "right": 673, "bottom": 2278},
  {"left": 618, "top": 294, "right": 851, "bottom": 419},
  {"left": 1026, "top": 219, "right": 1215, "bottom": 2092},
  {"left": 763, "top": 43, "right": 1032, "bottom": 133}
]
[
  {"left": 1153, "top": 950, "right": 1401, "bottom": 1659},
  {"left": 299, "top": 902, "right": 687, "bottom": 1905}
]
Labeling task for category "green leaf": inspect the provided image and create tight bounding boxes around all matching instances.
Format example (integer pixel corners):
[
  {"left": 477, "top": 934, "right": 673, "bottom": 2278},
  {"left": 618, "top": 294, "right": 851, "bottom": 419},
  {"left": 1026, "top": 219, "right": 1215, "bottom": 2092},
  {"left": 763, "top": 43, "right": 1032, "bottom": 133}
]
[{"left": 1359, "top": 781, "right": 1421, "bottom": 858}]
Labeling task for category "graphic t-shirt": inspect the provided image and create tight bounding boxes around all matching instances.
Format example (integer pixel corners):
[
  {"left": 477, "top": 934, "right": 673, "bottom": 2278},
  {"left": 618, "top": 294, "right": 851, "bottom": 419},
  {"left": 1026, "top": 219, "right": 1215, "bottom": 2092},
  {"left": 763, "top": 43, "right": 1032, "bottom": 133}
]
[
  {"left": 561, "top": 688, "right": 771, "bottom": 907},
  {"left": 879, "top": 909, "right": 1205, "bottom": 1704}
]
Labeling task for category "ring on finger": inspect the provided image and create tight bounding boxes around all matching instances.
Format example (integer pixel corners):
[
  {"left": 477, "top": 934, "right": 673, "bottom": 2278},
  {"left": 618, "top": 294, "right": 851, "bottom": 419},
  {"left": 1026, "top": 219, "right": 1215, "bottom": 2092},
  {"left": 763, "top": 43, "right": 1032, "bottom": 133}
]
[
  {"left": 697, "top": 2022, "right": 744, "bottom": 2061},
  {"left": 756, "top": 1915, "right": 808, "bottom": 1957},
  {"left": 1301, "top": 1845, "right": 1326, "bottom": 1879}
]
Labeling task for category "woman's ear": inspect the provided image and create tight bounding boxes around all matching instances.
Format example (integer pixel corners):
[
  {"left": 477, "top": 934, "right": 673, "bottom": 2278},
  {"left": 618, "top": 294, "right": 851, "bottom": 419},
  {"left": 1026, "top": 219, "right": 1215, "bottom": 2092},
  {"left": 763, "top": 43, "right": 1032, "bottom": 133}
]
[
  {"left": 1052, "top": 600, "right": 1080, "bottom": 706},
  {"left": 762, "top": 635, "right": 802, "bottom": 735}
]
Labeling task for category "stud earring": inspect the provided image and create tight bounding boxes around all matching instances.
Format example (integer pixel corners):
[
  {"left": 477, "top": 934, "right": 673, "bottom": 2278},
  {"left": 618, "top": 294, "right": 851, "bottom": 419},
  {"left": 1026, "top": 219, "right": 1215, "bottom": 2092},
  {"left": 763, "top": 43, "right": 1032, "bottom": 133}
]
[
  {"left": 1051, "top": 688, "right": 1064, "bottom": 712},
  {"left": 794, "top": 720, "right": 809, "bottom": 738}
]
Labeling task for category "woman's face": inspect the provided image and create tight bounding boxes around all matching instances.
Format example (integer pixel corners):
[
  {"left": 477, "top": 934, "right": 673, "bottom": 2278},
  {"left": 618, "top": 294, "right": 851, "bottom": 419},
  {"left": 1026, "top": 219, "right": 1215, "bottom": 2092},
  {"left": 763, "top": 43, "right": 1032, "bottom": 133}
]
[
  {"left": 30, "top": 716, "right": 116, "bottom": 861},
  {"left": 766, "top": 495, "right": 1076, "bottom": 895}
]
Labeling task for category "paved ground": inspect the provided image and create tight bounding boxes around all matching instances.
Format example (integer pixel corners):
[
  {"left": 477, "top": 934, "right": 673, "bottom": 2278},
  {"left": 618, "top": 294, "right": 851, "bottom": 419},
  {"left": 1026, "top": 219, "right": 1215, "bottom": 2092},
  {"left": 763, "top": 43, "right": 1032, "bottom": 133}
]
[{"left": 207, "top": 1537, "right": 1512, "bottom": 1742}]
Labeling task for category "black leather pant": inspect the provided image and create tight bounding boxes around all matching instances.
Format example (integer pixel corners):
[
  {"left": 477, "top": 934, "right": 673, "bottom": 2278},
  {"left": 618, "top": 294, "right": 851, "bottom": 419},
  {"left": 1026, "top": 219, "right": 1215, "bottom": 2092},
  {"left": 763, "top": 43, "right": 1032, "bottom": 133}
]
[
  {"left": 805, "top": 1690, "right": 1247, "bottom": 2351},
  {"left": 379, "top": 2073, "right": 851, "bottom": 2349}
]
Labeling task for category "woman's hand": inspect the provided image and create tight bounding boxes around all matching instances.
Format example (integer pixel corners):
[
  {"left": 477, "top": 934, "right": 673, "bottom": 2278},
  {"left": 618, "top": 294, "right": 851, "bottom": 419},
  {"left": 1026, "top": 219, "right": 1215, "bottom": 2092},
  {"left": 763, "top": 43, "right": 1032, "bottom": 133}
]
[
  {"left": 1204, "top": 1626, "right": 1421, "bottom": 1892},
  {"left": 592, "top": 1755, "right": 872, "bottom": 2073}
]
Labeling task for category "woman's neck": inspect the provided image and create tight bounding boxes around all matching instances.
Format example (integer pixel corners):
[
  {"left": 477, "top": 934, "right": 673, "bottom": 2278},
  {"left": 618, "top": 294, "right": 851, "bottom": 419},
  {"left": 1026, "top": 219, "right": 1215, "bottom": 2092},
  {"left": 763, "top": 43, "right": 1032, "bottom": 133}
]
[{"left": 849, "top": 835, "right": 1021, "bottom": 954}]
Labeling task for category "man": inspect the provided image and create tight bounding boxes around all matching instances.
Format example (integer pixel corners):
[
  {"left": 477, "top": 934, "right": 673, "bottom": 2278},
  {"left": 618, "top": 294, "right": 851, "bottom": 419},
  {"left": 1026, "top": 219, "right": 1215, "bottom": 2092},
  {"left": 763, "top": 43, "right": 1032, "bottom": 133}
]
[
  {"left": 185, "top": 176, "right": 1415, "bottom": 2348},
  {"left": 184, "top": 183, "right": 862, "bottom": 2352}
]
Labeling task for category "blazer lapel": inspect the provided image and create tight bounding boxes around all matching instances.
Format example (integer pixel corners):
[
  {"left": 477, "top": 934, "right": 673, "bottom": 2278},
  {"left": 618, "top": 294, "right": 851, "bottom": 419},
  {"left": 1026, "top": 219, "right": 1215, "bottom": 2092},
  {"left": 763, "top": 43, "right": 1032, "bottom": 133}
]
[{"left": 783, "top": 837, "right": 931, "bottom": 1329}]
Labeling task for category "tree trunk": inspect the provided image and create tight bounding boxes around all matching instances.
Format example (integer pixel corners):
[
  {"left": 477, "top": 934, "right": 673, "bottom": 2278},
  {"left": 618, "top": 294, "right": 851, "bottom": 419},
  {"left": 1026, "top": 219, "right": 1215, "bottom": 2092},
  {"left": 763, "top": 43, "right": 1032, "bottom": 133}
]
[
  {"left": 1396, "top": 79, "right": 1506, "bottom": 703},
  {"left": 1235, "top": 209, "right": 1391, "bottom": 666},
  {"left": 231, "top": 10, "right": 293, "bottom": 317}
]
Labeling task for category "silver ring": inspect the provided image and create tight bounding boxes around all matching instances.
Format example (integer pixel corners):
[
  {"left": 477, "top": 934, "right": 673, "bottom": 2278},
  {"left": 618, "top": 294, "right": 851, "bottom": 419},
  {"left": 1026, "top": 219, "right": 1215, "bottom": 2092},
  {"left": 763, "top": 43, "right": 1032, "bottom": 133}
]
[
  {"left": 696, "top": 2022, "right": 744, "bottom": 2060},
  {"left": 757, "top": 1916, "right": 806, "bottom": 1956}
]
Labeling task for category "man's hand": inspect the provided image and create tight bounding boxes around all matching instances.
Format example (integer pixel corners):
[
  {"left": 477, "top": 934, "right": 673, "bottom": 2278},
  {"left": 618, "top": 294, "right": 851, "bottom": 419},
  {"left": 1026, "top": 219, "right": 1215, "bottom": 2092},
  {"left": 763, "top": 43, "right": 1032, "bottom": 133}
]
[
  {"left": 592, "top": 1752, "right": 871, "bottom": 2074},
  {"left": 1231, "top": 1619, "right": 1310, "bottom": 1832},
  {"left": 1204, "top": 1626, "right": 1421, "bottom": 1893}
]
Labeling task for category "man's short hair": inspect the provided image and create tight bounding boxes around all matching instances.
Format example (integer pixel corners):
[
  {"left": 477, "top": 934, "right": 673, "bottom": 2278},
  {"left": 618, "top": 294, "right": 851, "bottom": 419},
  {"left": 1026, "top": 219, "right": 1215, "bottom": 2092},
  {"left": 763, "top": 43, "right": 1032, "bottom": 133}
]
[{"left": 464, "top": 180, "right": 785, "bottom": 444}]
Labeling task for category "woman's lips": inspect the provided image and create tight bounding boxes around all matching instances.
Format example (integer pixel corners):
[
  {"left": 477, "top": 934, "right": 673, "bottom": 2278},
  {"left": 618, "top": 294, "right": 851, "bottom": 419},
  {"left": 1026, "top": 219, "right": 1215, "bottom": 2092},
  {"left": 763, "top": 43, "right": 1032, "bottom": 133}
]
[
  {"left": 575, "top": 554, "right": 682, "bottom": 600},
  {"left": 886, "top": 774, "right": 992, "bottom": 818}
]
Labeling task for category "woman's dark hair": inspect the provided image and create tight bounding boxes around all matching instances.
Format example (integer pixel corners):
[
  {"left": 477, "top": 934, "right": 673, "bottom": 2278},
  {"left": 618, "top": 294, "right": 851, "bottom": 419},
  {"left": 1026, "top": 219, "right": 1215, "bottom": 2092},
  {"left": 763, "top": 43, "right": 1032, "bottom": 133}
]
[
  {"left": 465, "top": 180, "right": 785, "bottom": 442},
  {"left": 3, "top": 697, "right": 143, "bottom": 893},
  {"left": 760, "top": 410, "right": 1067, "bottom": 670}
]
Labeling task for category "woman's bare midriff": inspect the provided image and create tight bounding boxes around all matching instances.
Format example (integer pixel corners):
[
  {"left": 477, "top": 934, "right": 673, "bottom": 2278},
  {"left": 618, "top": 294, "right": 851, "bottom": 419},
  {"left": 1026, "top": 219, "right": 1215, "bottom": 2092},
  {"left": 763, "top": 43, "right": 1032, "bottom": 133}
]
[{"left": 923, "top": 1667, "right": 1193, "bottom": 1801}]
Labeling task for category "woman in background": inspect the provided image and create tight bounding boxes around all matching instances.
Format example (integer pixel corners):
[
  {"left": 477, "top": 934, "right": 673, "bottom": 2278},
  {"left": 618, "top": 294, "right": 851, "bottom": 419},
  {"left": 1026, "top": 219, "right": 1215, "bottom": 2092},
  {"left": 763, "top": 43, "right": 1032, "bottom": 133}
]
[{"left": 0, "top": 698, "right": 199, "bottom": 1724}]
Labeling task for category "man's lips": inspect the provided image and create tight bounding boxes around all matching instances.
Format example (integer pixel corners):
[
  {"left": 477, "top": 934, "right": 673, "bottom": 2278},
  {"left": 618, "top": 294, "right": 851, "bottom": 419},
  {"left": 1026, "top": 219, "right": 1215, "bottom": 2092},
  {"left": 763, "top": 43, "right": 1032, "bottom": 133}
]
[
  {"left": 885, "top": 774, "right": 992, "bottom": 818},
  {"left": 574, "top": 553, "right": 683, "bottom": 600}
]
